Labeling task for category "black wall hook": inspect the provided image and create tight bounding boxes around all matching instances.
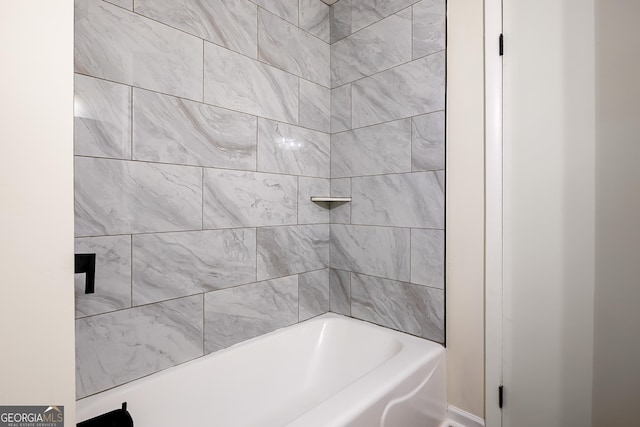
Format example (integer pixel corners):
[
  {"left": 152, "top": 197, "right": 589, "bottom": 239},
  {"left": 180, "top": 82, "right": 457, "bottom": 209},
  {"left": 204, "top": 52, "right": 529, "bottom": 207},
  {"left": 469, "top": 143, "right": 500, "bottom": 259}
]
[{"left": 75, "top": 253, "right": 96, "bottom": 294}]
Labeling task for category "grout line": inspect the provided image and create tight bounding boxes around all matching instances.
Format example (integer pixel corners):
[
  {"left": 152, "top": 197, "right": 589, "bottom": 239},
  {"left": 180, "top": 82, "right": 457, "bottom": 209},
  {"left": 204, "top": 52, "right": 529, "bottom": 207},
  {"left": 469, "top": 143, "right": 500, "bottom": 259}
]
[
  {"left": 202, "top": 40, "right": 205, "bottom": 102},
  {"left": 201, "top": 167, "right": 204, "bottom": 230},
  {"left": 129, "top": 86, "right": 134, "bottom": 159},
  {"left": 255, "top": 227, "right": 259, "bottom": 283},
  {"left": 410, "top": 3, "right": 414, "bottom": 59},
  {"left": 75, "top": 71, "right": 330, "bottom": 134},
  {"left": 332, "top": 109, "right": 445, "bottom": 134},
  {"left": 330, "top": 48, "right": 445, "bottom": 91},
  {"left": 202, "top": 292, "right": 205, "bottom": 354},
  {"left": 130, "top": 234, "right": 134, "bottom": 306},
  {"left": 74, "top": 154, "right": 332, "bottom": 180}
]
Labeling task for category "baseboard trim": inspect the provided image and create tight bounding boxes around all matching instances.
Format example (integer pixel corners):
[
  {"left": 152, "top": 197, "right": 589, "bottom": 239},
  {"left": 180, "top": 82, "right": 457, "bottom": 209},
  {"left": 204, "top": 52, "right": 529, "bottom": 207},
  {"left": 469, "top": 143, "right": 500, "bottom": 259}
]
[{"left": 447, "top": 405, "right": 486, "bottom": 427}]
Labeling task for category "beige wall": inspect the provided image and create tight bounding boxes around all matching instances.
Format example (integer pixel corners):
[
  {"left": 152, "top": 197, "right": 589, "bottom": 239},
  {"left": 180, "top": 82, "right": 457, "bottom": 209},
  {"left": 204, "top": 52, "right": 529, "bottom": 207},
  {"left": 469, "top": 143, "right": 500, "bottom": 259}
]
[
  {"left": 502, "top": 1, "right": 595, "bottom": 426},
  {"left": 592, "top": 1, "right": 640, "bottom": 425},
  {"left": 0, "top": 1, "right": 76, "bottom": 424},
  {"left": 446, "top": 0, "right": 486, "bottom": 418}
]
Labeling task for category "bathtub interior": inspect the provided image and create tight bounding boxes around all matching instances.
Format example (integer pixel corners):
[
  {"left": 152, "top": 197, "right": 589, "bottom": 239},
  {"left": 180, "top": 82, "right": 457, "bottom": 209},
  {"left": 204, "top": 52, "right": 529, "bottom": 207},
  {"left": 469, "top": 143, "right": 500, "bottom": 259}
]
[{"left": 78, "top": 314, "right": 446, "bottom": 427}]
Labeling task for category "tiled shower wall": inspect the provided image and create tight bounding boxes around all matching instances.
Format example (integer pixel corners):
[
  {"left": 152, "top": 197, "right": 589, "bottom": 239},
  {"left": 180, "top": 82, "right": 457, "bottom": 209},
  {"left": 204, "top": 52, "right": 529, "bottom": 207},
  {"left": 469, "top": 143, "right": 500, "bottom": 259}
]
[
  {"left": 327, "top": 0, "right": 446, "bottom": 343},
  {"left": 74, "top": 0, "right": 445, "bottom": 399},
  {"left": 74, "top": 0, "right": 333, "bottom": 398}
]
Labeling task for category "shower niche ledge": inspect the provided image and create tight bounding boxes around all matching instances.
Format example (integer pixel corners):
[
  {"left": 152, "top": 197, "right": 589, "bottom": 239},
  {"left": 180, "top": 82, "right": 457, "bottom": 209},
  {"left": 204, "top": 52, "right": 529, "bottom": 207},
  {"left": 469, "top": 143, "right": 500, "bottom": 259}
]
[{"left": 310, "top": 196, "right": 352, "bottom": 203}]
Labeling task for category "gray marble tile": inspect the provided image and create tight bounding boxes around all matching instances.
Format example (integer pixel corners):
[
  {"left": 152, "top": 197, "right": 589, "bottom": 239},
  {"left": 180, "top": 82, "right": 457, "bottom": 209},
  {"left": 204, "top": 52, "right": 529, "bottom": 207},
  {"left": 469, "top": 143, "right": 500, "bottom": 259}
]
[
  {"left": 351, "top": 273, "right": 444, "bottom": 342},
  {"left": 411, "top": 229, "right": 444, "bottom": 289},
  {"left": 74, "top": 74, "right": 131, "bottom": 159},
  {"left": 351, "top": 0, "right": 417, "bottom": 32},
  {"left": 76, "top": 295, "right": 203, "bottom": 398},
  {"left": 74, "top": 157, "right": 202, "bottom": 237},
  {"left": 134, "top": 0, "right": 258, "bottom": 58},
  {"left": 204, "top": 275, "right": 298, "bottom": 353},
  {"left": 133, "top": 89, "right": 256, "bottom": 170},
  {"left": 252, "top": 0, "right": 298, "bottom": 24},
  {"left": 299, "top": 79, "right": 331, "bottom": 133},
  {"left": 330, "top": 178, "right": 351, "bottom": 224},
  {"left": 75, "top": 236, "right": 131, "bottom": 318},
  {"left": 204, "top": 42, "right": 298, "bottom": 124},
  {"left": 298, "top": 177, "right": 331, "bottom": 224},
  {"left": 412, "top": 111, "right": 445, "bottom": 171},
  {"left": 203, "top": 169, "right": 297, "bottom": 228},
  {"left": 258, "top": 8, "right": 330, "bottom": 87},
  {"left": 331, "top": 9, "right": 412, "bottom": 87},
  {"left": 132, "top": 230, "right": 256, "bottom": 305},
  {"left": 75, "top": 0, "right": 202, "bottom": 101},
  {"left": 331, "top": 84, "right": 351, "bottom": 132},
  {"left": 351, "top": 172, "right": 444, "bottom": 228},
  {"left": 257, "top": 119, "right": 330, "bottom": 177},
  {"left": 330, "top": 0, "right": 351, "bottom": 43},
  {"left": 299, "top": 269, "right": 330, "bottom": 320},
  {"left": 329, "top": 268, "right": 350, "bottom": 315},
  {"left": 299, "top": 0, "right": 330, "bottom": 42},
  {"left": 330, "top": 224, "right": 410, "bottom": 281},
  {"left": 412, "top": 0, "right": 446, "bottom": 59},
  {"left": 105, "top": 0, "right": 132, "bottom": 10},
  {"left": 257, "top": 225, "right": 330, "bottom": 280},
  {"left": 331, "top": 119, "right": 411, "bottom": 178},
  {"left": 352, "top": 52, "right": 446, "bottom": 128}
]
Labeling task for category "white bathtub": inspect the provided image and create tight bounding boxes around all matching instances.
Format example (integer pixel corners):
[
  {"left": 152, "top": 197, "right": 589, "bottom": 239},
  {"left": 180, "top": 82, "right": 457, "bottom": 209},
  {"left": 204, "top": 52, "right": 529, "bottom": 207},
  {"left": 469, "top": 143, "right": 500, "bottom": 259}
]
[{"left": 77, "top": 313, "right": 447, "bottom": 427}]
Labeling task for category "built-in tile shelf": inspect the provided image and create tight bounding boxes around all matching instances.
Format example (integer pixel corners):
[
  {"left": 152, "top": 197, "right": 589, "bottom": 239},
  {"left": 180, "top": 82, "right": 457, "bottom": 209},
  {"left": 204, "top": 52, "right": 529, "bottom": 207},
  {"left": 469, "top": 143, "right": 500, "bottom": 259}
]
[{"left": 310, "top": 196, "right": 352, "bottom": 202}]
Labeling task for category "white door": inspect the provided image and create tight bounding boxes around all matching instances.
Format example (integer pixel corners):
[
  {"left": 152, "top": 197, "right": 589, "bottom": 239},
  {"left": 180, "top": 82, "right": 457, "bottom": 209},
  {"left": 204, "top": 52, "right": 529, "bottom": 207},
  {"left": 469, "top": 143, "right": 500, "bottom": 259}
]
[{"left": 497, "top": 1, "right": 596, "bottom": 427}]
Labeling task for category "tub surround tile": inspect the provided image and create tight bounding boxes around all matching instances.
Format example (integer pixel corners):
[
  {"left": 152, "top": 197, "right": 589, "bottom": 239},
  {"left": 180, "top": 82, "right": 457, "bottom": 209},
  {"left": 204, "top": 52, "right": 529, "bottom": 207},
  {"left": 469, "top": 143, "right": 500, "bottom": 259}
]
[
  {"left": 351, "top": 273, "right": 444, "bottom": 342},
  {"left": 330, "top": 224, "right": 410, "bottom": 282},
  {"left": 299, "top": 80, "right": 331, "bottom": 133},
  {"left": 412, "top": 0, "right": 446, "bottom": 59},
  {"left": 257, "top": 119, "right": 330, "bottom": 178},
  {"left": 412, "top": 111, "right": 445, "bottom": 171},
  {"left": 298, "top": 177, "right": 331, "bottom": 224},
  {"left": 75, "top": 0, "right": 202, "bottom": 101},
  {"left": 204, "top": 42, "right": 298, "bottom": 125},
  {"left": 351, "top": 0, "right": 417, "bottom": 32},
  {"left": 76, "top": 295, "right": 204, "bottom": 398},
  {"left": 299, "top": 269, "right": 330, "bottom": 320},
  {"left": 331, "top": 10, "right": 412, "bottom": 87},
  {"left": 257, "top": 225, "right": 330, "bottom": 281},
  {"left": 299, "top": 0, "right": 330, "bottom": 42},
  {"left": 132, "top": 230, "right": 257, "bottom": 305},
  {"left": 204, "top": 275, "right": 298, "bottom": 353},
  {"left": 351, "top": 172, "right": 444, "bottom": 228},
  {"left": 134, "top": 0, "right": 258, "bottom": 58},
  {"left": 74, "top": 74, "right": 131, "bottom": 159},
  {"left": 351, "top": 52, "right": 446, "bottom": 128},
  {"left": 329, "top": 269, "right": 351, "bottom": 316},
  {"left": 331, "top": 85, "right": 352, "bottom": 132},
  {"left": 75, "top": 157, "right": 202, "bottom": 237},
  {"left": 133, "top": 89, "right": 257, "bottom": 170},
  {"left": 252, "top": 0, "right": 298, "bottom": 25},
  {"left": 331, "top": 119, "right": 411, "bottom": 178},
  {"left": 330, "top": 178, "right": 351, "bottom": 224},
  {"left": 75, "top": 236, "right": 132, "bottom": 318},
  {"left": 411, "top": 229, "right": 444, "bottom": 289},
  {"left": 203, "top": 169, "right": 297, "bottom": 229},
  {"left": 258, "top": 8, "right": 330, "bottom": 87},
  {"left": 330, "top": 0, "right": 352, "bottom": 43}
]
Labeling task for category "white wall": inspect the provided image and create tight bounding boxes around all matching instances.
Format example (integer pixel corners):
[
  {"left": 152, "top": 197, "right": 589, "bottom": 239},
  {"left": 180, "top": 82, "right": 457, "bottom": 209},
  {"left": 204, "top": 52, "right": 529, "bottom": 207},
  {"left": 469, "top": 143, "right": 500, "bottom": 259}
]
[
  {"left": 592, "top": 1, "right": 640, "bottom": 425},
  {"left": 446, "top": 0, "right": 486, "bottom": 418},
  {"left": 502, "top": 1, "right": 596, "bottom": 426},
  {"left": 0, "top": 1, "right": 76, "bottom": 423}
]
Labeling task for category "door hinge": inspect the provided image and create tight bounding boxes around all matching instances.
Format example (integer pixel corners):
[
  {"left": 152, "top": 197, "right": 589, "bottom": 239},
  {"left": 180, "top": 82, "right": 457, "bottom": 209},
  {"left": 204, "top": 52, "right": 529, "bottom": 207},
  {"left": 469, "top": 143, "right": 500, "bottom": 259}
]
[
  {"left": 499, "top": 34, "right": 504, "bottom": 56},
  {"left": 499, "top": 385, "right": 504, "bottom": 409}
]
